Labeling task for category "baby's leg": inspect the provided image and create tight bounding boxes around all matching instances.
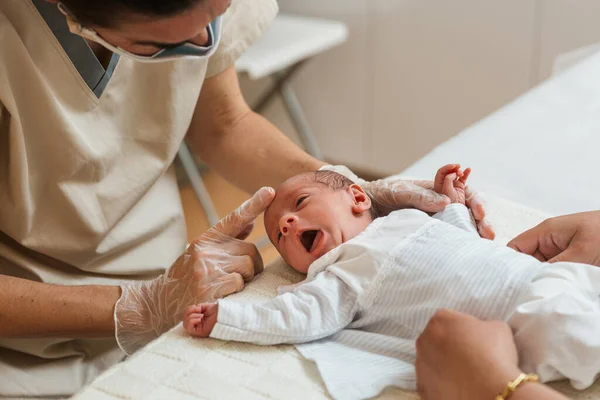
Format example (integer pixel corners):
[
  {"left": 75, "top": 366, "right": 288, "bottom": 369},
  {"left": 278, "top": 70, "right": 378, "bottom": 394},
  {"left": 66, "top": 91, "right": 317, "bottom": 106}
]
[{"left": 508, "top": 262, "right": 600, "bottom": 390}]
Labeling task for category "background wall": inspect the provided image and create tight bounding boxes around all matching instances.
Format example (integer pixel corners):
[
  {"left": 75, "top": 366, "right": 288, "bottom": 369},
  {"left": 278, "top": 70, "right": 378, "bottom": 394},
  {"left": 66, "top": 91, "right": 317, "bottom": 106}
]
[{"left": 240, "top": 0, "right": 600, "bottom": 175}]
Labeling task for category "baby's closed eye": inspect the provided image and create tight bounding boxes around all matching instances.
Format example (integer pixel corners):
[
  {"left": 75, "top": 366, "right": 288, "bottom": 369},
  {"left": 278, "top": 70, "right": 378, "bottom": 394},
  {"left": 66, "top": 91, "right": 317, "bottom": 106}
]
[{"left": 296, "top": 196, "right": 307, "bottom": 207}]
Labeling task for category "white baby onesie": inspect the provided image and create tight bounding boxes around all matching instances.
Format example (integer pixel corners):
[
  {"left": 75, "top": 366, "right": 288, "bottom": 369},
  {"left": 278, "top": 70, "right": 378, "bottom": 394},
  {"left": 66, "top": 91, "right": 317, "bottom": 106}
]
[{"left": 210, "top": 204, "right": 600, "bottom": 399}]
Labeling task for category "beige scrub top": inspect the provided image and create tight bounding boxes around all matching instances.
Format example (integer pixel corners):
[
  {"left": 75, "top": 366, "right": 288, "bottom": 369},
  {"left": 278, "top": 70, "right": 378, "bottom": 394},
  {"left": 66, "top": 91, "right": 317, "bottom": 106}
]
[{"left": 0, "top": 0, "right": 278, "bottom": 397}]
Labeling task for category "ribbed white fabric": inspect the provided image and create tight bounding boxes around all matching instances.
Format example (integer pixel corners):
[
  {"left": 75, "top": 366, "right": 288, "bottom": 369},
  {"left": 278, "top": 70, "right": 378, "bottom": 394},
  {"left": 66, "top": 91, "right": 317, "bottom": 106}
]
[
  {"left": 509, "top": 262, "right": 600, "bottom": 390},
  {"left": 211, "top": 204, "right": 547, "bottom": 399}
]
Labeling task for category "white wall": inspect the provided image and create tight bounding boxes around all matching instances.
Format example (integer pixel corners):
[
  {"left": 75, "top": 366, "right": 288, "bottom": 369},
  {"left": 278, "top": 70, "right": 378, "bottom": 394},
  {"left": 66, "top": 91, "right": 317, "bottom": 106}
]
[
  {"left": 536, "top": 1, "right": 600, "bottom": 82},
  {"left": 369, "top": 1, "right": 535, "bottom": 173},
  {"left": 242, "top": 1, "right": 600, "bottom": 175}
]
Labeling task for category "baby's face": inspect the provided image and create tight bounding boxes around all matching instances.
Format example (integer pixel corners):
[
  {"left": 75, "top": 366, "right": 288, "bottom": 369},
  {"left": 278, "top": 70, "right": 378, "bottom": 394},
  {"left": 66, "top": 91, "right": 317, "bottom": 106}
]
[{"left": 264, "top": 174, "right": 371, "bottom": 273}]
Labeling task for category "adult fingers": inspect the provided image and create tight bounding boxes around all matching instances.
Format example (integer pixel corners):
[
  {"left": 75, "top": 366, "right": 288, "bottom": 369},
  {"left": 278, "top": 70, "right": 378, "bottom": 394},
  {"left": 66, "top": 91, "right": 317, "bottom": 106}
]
[
  {"left": 213, "top": 187, "right": 275, "bottom": 238},
  {"left": 209, "top": 273, "right": 245, "bottom": 300},
  {"left": 221, "top": 254, "right": 263, "bottom": 282}
]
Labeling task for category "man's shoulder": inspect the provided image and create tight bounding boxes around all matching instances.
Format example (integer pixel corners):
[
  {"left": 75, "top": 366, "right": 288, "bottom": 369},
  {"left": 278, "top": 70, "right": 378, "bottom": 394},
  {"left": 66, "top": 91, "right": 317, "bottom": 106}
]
[{"left": 206, "top": 0, "right": 278, "bottom": 77}]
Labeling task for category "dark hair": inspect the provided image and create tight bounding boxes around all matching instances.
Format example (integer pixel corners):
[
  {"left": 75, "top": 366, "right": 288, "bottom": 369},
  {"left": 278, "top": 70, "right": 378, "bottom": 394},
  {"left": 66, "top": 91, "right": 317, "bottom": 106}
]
[
  {"left": 311, "top": 171, "right": 381, "bottom": 220},
  {"left": 60, "top": 0, "right": 203, "bottom": 28}
]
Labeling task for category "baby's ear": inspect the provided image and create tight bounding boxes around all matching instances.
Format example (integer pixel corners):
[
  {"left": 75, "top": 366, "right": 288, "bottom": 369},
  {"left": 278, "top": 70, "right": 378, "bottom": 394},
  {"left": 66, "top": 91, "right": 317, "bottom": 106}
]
[{"left": 348, "top": 184, "right": 371, "bottom": 214}]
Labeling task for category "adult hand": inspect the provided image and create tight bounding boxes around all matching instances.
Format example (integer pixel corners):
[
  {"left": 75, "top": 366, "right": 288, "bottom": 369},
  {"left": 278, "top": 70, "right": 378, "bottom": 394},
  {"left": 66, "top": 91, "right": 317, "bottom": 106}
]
[
  {"left": 321, "top": 165, "right": 495, "bottom": 239},
  {"left": 114, "top": 187, "right": 275, "bottom": 354},
  {"left": 415, "top": 309, "right": 522, "bottom": 400},
  {"left": 508, "top": 211, "right": 600, "bottom": 266}
]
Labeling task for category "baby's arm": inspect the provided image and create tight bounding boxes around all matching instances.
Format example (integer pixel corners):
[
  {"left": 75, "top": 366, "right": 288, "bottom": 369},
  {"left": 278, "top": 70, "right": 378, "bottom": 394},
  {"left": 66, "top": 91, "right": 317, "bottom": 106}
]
[
  {"left": 433, "top": 204, "right": 479, "bottom": 235},
  {"left": 184, "top": 271, "right": 358, "bottom": 345},
  {"left": 432, "top": 164, "right": 479, "bottom": 236}
]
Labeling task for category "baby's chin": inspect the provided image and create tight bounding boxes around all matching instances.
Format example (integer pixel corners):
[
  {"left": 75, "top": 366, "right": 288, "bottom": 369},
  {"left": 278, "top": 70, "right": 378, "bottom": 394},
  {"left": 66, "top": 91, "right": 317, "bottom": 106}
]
[
  {"left": 284, "top": 255, "right": 310, "bottom": 274},
  {"left": 292, "top": 264, "right": 310, "bottom": 274}
]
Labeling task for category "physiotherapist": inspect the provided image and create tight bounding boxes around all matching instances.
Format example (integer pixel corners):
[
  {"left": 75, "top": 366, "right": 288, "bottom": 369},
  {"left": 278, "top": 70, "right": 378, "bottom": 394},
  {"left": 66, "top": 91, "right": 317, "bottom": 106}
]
[{"left": 0, "top": 0, "right": 491, "bottom": 396}]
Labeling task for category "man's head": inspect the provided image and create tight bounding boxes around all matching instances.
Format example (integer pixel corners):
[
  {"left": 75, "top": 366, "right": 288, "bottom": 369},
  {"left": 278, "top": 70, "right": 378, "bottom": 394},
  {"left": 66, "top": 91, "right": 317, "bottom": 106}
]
[
  {"left": 264, "top": 172, "right": 375, "bottom": 274},
  {"left": 48, "top": 0, "right": 231, "bottom": 56}
]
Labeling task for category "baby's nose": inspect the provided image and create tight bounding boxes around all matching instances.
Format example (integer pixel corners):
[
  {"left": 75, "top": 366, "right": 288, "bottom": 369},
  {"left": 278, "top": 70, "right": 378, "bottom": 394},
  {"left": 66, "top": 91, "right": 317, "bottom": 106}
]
[{"left": 279, "top": 214, "right": 298, "bottom": 236}]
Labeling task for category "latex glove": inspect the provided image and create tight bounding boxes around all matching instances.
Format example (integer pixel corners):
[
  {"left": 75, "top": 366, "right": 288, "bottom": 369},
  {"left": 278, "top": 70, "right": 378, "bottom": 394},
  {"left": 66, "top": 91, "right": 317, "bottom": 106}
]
[
  {"left": 321, "top": 165, "right": 495, "bottom": 239},
  {"left": 114, "top": 187, "right": 275, "bottom": 355},
  {"left": 508, "top": 210, "right": 600, "bottom": 266},
  {"left": 415, "top": 310, "right": 522, "bottom": 400}
]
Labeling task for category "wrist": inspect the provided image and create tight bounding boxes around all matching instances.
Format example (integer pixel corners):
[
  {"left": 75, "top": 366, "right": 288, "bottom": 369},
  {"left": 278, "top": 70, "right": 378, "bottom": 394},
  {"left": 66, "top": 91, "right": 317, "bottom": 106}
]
[
  {"left": 208, "top": 304, "right": 219, "bottom": 336},
  {"left": 495, "top": 373, "right": 540, "bottom": 400},
  {"left": 511, "top": 382, "right": 568, "bottom": 400},
  {"left": 114, "top": 279, "right": 166, "bottom": 355},
  {"left": 485, "top": 367, "right": 526, "bottom": 400}
]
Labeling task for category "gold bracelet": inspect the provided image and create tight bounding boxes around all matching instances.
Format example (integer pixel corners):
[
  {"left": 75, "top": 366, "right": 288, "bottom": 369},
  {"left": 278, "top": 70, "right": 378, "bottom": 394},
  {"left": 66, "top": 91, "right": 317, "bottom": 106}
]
[{"left": 495, "top": 373, "right": 539, "bottom": 400}]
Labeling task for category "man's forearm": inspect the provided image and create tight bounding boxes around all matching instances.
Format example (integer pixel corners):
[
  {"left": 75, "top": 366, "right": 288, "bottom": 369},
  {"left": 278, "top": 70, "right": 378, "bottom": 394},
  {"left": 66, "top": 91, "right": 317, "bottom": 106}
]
[
  {"left": 187, "top": 66, "right": 324, "bottom": 193},
  {"left": 0, "top": 275, "right": 120, "bottom": 337},
  {"left": 191, "top": 110, "right": 324, "bottom": 192}
]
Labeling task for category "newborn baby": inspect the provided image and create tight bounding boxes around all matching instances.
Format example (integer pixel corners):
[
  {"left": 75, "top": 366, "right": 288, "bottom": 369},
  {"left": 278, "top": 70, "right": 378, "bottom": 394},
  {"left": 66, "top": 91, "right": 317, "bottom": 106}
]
[{"left": 184, "top": 165, "right": 600, "bottom": 400}]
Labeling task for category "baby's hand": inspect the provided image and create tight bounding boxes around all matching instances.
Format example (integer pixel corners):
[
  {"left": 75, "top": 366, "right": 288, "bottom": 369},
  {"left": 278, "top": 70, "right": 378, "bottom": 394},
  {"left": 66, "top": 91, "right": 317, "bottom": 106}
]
[
  {"left": 434, "top": 164, "right": 471, "bottom": 205},
  {"left": 183, "top": 303, "right": 219, "bottom": 338}
]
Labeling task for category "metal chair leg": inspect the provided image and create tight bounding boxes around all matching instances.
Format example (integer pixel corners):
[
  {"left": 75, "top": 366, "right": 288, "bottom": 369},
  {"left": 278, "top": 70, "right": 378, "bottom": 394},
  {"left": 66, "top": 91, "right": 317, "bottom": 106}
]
[
  {"left": 251, "top": 61, "right": 323, "bottom": 160},
  {"left": 276, "top": 71, "right": 323, "bottom": 160}
]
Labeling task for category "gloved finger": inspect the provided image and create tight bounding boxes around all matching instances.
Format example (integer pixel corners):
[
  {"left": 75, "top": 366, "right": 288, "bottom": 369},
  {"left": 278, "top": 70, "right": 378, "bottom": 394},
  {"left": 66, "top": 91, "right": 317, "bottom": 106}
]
[
  {"left": 213, "top": 187, "right": 275, "bottom": 238},
  {"left": 465, "top": 186, "right": 485, "bottom": 222},
  {"left": 199, "top": 231, "right": 264, "bottom": 275},
  {"left": 408, "top": 179, "right": 434, "bottom": 191},
  {"left": 209, "top": 273, "right": 245, "bottom": 300},
  {"left": 464, "top": 186, "right": 495, "bottom": 239},
  {"left": 221, "top": 254, "right": 263, "bottom": 282},
  {"left": 368, "top": 180, "right": 450, "bottom": 212},
  {"left": 398, "top": 182, "right": 451, "bottom": 212},
  {"left": 404, "top": 179, "right": 453, "bottom": 210},
  {"left": 236, "top": 221, "right": 254, "bottom": 241},
  {"left": 476, "top": 218, "right": 496, "bottom": 240}
]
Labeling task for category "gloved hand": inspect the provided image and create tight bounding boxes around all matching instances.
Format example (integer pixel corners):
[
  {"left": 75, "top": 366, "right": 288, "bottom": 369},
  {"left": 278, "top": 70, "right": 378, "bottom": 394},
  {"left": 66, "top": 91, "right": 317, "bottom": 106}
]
[
  {"left": 114, "top": 187, "right": 275, "bottom": 355},
  {"left": 321, "top": 165, "right": 495, "bottom": 239}
]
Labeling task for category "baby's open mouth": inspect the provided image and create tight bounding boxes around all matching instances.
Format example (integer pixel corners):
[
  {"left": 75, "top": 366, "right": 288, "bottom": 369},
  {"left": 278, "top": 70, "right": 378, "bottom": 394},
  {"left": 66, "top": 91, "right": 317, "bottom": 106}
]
[{"left": 301, "top": 230, "right": 319, "bottom": 252}]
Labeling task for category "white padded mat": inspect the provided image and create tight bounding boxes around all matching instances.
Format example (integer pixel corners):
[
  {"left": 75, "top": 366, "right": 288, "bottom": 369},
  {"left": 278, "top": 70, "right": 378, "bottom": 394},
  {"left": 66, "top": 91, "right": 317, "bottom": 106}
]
[{"left": 72, "top": 194, "right": 600, "bottom": 400}]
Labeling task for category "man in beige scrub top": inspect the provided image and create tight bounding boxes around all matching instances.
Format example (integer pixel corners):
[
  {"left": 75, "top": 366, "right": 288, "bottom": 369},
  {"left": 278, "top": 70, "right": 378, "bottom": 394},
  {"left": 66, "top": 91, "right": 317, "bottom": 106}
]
[{"left": 0, "top": 0, "right": 492, "bottom": 397}]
